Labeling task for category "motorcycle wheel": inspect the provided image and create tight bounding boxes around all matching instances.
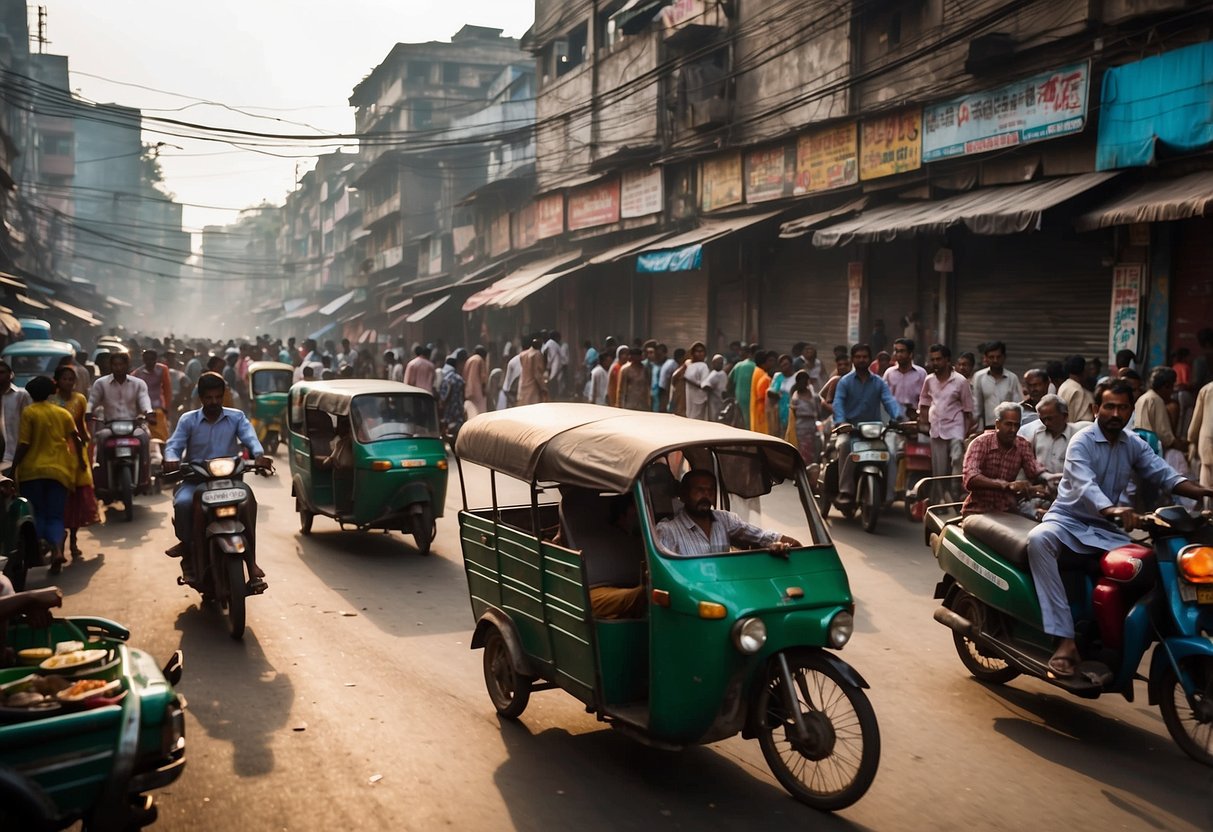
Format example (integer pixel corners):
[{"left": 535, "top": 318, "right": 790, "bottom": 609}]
[
  {"left": 411, "top": 505, "right": 435, "bottom": 556},
  {"left": 950, "top": 593, "right": 1020, "bottom": 684},
  {"left": 859, "top": 474, "right": 880, "bottom": 533},
  {"left": 221, "top": 551, "right": 247, "bottom": 640},
  {"left": 1158, "top": 655, "right": 1213, "bottom": 766},
  {"left": 118, "top": 467, "right": 134, "bottom": 522},
  {"left": 756, "top": 651, "right": 881, "bottom": 811},
  {"left": 816, "top": 488, "right": 831, "bottom": 520},
  {"left": 297, "top": 499, "right": 313, "bottom": 536},
  {"left": 482, "top": 626, "right": 532, "bottom": 719}
]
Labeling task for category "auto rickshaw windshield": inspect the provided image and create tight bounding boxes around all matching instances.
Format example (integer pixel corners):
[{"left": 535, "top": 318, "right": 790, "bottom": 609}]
[
  {"left": 351, "top": 393, "right": 440, "bottom": 443},
  {"left": 253, "top": 370, "right": 293, "bottom": 394},
  {"left": 641, "top": 444, "right": 829, "bottom": 557},
  {"left": 8, "top": 352, "right": 65, "bottom": 376}
]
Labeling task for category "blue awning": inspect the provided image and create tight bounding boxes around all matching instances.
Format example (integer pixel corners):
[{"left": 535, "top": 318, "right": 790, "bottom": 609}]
[
  {"left": 308, "top": 321, "right": 339, "bottom": 340},
  {"left": 637, "top": 244, "right": 703, "bottom": 273},
  {"left": 1097, "top": 40, "right": 1213, "bottom": 170}
]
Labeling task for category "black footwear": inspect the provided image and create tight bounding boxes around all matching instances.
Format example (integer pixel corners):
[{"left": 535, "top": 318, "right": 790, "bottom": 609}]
[
  {"left": 164, "top": 542, "right": 186, "bottom": 559},
  {"left": 246, "top": 576, "right": 268, "bottom": 595}
]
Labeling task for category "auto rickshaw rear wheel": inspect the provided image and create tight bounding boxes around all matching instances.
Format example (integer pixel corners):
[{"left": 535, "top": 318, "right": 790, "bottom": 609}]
[
  {"left": 483, "top": 626, "right": 532, "bottom": 719},
  {"left": 297, "top": 499, "right": 313, "bottom": 535},
  {"left": 756, "top": 651, "right": 880, "bottom": 811}
]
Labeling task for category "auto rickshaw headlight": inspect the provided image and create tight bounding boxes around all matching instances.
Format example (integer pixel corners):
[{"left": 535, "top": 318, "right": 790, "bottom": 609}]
[
  {"left": 732, "top": 617, "right": 767, "bottom": 654},
  {"left": 207, "top": 458, "right": 236, "bottom": 477},
  {"left": 828, "top": 611, "right": 854, "bottom": 648}
]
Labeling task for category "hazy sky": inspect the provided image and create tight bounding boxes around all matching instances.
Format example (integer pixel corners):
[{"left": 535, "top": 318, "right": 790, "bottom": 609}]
[{"left": 46, "top": 0, "right": 535, "bottom": 234}]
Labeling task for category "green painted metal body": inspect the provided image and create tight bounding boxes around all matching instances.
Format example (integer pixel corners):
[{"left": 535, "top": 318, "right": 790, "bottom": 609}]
[
  {"left": 0, "top": 617, "right": 184, "bottom": 828},
  {"left": 1, "top": 339, "right": 75, "bottom": 389},
  {"left": 249, "top": 363, "right": 293, "bottom": 444},
  {"left": 935, "top": 524, "right": 1045, "bottom": 630}
]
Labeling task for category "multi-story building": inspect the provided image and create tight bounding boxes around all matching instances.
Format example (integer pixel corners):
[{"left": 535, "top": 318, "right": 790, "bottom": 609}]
[{"left": 201, "top": 204, "right": 283, "bottom": 337}]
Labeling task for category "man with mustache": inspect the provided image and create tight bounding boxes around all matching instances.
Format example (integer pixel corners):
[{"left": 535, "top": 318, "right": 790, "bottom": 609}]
[
  {"left": 1027, "top": 380, "right": 1213, "bottom": 677},
  {"left": 656, "top": 470, "right": 800, "bottom": 557}
]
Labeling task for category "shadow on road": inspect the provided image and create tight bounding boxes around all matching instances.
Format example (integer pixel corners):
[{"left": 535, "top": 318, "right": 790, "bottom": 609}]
[
  {"left": 173, "top": 604, "right": 294, "bottom": 778},
  {"left": 983, "top": 682, "right": 1213, "bottom": 828},
  {"left": 293, "top": 529, "right": 469, "bottom": 636},
  {"left": 26, "top": 550, "right": 106, "bottom": 596},
  {"left": 491, "top": 717, "right": 874, "bottom": 831}
]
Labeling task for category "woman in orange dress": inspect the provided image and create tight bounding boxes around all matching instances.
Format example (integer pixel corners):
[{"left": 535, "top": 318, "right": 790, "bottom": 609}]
[{"left": 51, "top": 365, "right": 99, "bottom": 559}]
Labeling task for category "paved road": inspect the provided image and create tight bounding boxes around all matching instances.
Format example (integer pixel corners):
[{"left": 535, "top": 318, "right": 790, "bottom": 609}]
[{"left": 34, "top": 461, "right": 1212, "bottom": 831}]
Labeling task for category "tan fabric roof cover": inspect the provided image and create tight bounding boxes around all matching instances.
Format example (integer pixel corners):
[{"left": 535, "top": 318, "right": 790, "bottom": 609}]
[
  {"left": 636, "top": 210, "right": 784, "bottom": 255},
  {"left": 461, "top": 251, "right": 582, "bottom": 312},
  {"left": 491, "top": 262, "right": 585, "bottom": 309},
  {"left": 812, "top": 172, "right": 1116, "bottom": 247},
  {"left": 455, "top": 403, "right": 796, "bottom": 493},
  {"left": 1073, "top": 170, "right": 1213, "bottom": 231},
  {"left": 778, "top": 197, "right": 868, "bottom": 239},
  {"left": 405, "top": 294, "right": 452, "bottom": 323}
]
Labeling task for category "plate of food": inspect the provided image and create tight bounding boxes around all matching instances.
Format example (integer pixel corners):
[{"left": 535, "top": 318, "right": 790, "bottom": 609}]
[
  {"left": 0, "top": 675, "right": 70, "bottom": 721},
  {"left": 17, "top": 647, "right": 53, "bottom": 666},
  {"left": 39, "top": 648, "right": 110, "bottom": 673},
  {"left": 56, "top": 678, "right": 122, "bottom": 703}
]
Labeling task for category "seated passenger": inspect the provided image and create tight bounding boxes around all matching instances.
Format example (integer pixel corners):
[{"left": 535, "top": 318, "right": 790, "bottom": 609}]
[
  {"left": 318, "top": 417, "right": 354, "bottom": 470},
  {"left": 586, "top": 497, "right": 646, "bottom": 620},
  {"left": 656, "top": 470, "right": 800, "bottom": 557},
  {"left": 961, "top": 402, "right": 1048, "bottom": 516}
]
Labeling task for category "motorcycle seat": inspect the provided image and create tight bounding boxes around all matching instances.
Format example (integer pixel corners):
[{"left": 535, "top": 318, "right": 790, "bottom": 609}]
[{"left": 961, "top": 512, "right": 1039, "bottom": 570}]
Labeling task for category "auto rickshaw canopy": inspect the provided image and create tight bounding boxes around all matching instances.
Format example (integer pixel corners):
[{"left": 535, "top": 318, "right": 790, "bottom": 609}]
[
  {"left": 296, "top": 379, "right": 435, "bottom": 416},
  {"left": 455, "top": 403, "right": 800, "bottom": 494}
]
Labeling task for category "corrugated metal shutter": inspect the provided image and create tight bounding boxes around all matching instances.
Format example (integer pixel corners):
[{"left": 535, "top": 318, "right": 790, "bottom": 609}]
[
  {"left": 648, "top": 272, "right": 709, "bottom": 349},
  {"left": 954, "top": 228, "right": 1113, "bottom": 374},
  {"left": 762, "top": 242, "right": 850, "bottom": 354},
  {"left": 713, "top": 279, "right": 744, "bottom": 351},
  {"left": 1172, "top": 217, "right": 1213, "bottom": 354},
  {"left": 866, "top": 239, "right": 923, "bottom": 354}
]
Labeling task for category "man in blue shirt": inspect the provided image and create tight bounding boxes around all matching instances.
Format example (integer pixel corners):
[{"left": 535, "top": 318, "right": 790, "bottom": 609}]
[
  {"left": 163, "top": 372, "right": 272, "bottom": 591},
  {"left": 832, "top": 343, "right": 903, "bottom": 500}
]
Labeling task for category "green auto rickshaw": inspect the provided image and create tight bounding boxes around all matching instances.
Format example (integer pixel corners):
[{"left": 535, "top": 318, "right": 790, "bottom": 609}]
[
  {"left": 453, "top": 404, "right": 881, "bottom": 811},
  {"left": 247, "top": 361, "right": 294, "bottom": 456},
  {"left": 287, "top": 380, "right": 448, "bottom": 555}
]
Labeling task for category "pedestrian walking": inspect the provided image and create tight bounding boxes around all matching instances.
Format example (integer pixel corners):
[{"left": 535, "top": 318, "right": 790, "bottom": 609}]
[
  {"left": 13, "top": 376, "right": 81, "bottom": 574},
  {"left": 50, "top": 365, "right": 99, "bottom": 559}
]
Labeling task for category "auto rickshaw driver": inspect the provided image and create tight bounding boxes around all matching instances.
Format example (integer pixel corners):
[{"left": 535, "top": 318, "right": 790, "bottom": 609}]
[{"left": 656, "top": 469, "right": 800, "bottom": 557}]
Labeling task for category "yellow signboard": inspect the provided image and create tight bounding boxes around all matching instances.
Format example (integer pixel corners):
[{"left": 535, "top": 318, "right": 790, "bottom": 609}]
[
  {"left": 795, "top": 122, "right": 858, "bottom": 195},
  {"left": 859, "top": 109, "right": 922, "bottom": 181},
  {"left": 699, "top": 152, "right": 743, "bottom": 213}
]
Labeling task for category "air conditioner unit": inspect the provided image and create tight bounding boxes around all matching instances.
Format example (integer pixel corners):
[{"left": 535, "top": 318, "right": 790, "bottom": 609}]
[{"left": 688, "top": 96, "right": 730, "bottom": 131}]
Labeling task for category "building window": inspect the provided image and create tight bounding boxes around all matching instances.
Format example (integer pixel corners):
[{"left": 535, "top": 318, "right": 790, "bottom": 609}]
[
  {"left": 443, "top": 62, "right": 461, "bottom": 84},
  {"left": 408, "top": 61, "right": 430, "bottom": 80},
  {"left": 43, "top": 134, "right": 72, "bottom": 156},
  {"left": 412, "top": 100, "right": 433, "bottom": 129}
]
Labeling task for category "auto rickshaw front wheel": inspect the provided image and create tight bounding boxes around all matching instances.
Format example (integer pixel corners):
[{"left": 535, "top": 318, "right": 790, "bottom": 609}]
[
  {"left": 483, "top": 626, "right": 533, "bottom": 719},
  {"left": 756, "top": 651, "right": 880, "bottom": 811},
  {"left": 410, "top": 505, "right": 436, "bottom": 556},
  {"left": 297, "top": 499, "right": 313, "bottom": 535}
]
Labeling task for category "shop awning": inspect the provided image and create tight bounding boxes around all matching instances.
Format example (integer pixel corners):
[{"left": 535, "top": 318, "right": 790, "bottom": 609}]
[
  {"left": 406, "top": 294, "right": 452, "bottom": 323},
  {"left": 319, "top": 290, "right": 358, "bottom": 316},
  {"left": 386, "top": 297, "right": 414, "bottom": 315},
  {"left": 358, "top": 328, "right": 378, "bottom": 344},
  {"left": 635, "top": 210, "right": 783, "bottom": 273},
  {"left": 104, "top": 294, "right": 133, "bottom": 309},
  {"left": 612, "top": 0, "right": 667, "bottom": 35},
  {"left": 812, "top": 173, "right": 1117, "bottom": 248},
  {"left": 779, "top": 197, "right": 868, "bottom": 239},
  {"left": 1074, "top": 170, "right": 1213, "bottom": 231},
  {"left": 309, "top": 321, "right": 339, "bottom": 340},
  {"left": 491, "top": 261, "right": 587, "bottom": 309},
  {"left": 586, "top": 230, "right": 678, "bottom": 265},
  {"left": 0, "top": 271, "right": 26, "bottom": 290},
  {"left": 0, "top": 308, "right": 21, "bottom": 337},
  {"left": 462, "top": 251, "right": 582, "bottom": 312},
  {"left": 49, "top": 298, "right": 103, "bottom": 327},
  {"left": 15, "top": 293, "right": 49, "bottom": 310},
  {"left": 271, "top": 303, "right": 319, "bottom": 325}
]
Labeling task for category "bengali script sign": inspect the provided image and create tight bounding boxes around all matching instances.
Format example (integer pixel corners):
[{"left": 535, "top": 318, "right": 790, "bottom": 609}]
[
  {"left": 744, "top": 145, "right": 796, "bottom": 203},
  {"left": 699, "top": 152, "right": 743, "bottom": 212},
  {"left": 1109, "top": 264, "right": 1142, "bottom": 364},
  {"left": 923, "top": 63, "right": 1089, "bottom": 162},
  {"left": 568, "top": 179, "right": 621, "bottom": 231},
  {"left": 536, "top": 193, "right": 564, "bottom": 239},
  {"left": 795, "top": 122, "right": 858, "bottom": 195},
  {"left": 859, "top": 109, "right": 921, "bottom": 181},
  {"left": 621, "top": 167, "right": 663, "bottom": 218}
]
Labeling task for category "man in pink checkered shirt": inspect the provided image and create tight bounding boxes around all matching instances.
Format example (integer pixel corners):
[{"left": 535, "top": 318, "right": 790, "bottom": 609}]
[{"left": 961, "top": 401, "right": 1048, "bottom": 516}]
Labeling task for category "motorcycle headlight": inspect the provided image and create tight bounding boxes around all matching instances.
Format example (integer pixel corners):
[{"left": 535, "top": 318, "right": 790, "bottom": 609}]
[
  {"left": 860, "top": 423, "right": 882, "bottom": 439},
  {"left": 1178, "top": 546, "right": 1213, "bottom": 584},
  {"left": 207, "top": 458, "right": 236, "bottom": 478},
  {"left": 828, "top": 611, "right": 854, "bottom": 648},
  {"left": 112, "top": 420, "right": 134, "bottom": 436},
  {"left": 731, "top": 617, "right": 767, "bottom": 654}
]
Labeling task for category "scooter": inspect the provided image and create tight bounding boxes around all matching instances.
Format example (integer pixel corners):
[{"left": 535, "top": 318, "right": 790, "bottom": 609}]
[
  {"left": 95, "top": 418, "right": 149, "bottom": 522},
  {"left": 817, "top": 422, "right": 911, "bottom": 533},
  {"left": 927, "top": 502, "right": 1213, "bottom": 765},
  {"left": 164, "top": 456, "right": 273, "bottom": 640}
]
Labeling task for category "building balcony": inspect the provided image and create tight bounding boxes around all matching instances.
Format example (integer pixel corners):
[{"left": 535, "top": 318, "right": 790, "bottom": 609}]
[
  {"left": 364, "top": 192, "right": 402, "bottom": 227},
  {"left": 370, "top": 244, "right": 403, "bottom": 274}
]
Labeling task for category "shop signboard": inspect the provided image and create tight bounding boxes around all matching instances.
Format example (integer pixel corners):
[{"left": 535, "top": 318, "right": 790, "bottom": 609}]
[
  {"left": 489, "top": 212, "right": 511, "bottom": 258},
  {"left": 744, "top": 145, "right": 796, "bottom": 203},
  {"left": 699, "top": 152, "right": 743, "bottom": 212},
  {"left": 794, "top": 122, "right": 858, "bottom": 195},
  {"left": 536, "top": 193, "right": 565, "bottom": 239},
  {"left": 1109, "top": 264, "right": 1142, "bottom": 365},
  {"left": 859, "top": 109, "right": 922, "bottom": 181},
  {"left": 847, "top": 262, "right": 863, "bottom": 345},
  {"left": 923, "top": 63, "right": 1089, "bottom": 162},
  {"left": 568, "top": 179, "right": 622, "bottom": 231},
  {"left": 621, "top": 168, "right": 663, "bottom": 218},
  {"left": 513, "top": 202, "right": 538, "bottom": 250}
]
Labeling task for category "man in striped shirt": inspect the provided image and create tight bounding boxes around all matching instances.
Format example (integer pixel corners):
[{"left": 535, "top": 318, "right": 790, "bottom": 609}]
[{"left": 655, "top": 470, "right": 800, "bottom": 557}]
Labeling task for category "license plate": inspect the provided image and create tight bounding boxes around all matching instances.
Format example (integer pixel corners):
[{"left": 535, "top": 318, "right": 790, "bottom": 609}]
[
  {"left": 201, "top": 488, "right": 245, "bottom": 504},
  {"left": 115, "top": 447, "right": 133, "bottom": 458},
  {"left": 1198, "top": 586, "right": 1213, "bottom": 605},
  {"left": 851, "top": 451, "right": 889, "bottom": 462}
]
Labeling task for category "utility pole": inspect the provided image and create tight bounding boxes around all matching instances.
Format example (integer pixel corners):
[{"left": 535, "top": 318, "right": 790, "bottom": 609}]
[{"left": 34, "top": 6, "right": 49, "bottom": 54}]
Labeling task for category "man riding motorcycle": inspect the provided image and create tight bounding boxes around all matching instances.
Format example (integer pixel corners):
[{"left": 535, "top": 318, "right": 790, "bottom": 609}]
[
  {"left": 163, "top": 372, "right": 272, "bottom": 593},
  {"left": 88, "top": 351, "right": 154, "bottom": 492},
  {"left": 832, "top": 343, "right": 903, "bottom": 501}
]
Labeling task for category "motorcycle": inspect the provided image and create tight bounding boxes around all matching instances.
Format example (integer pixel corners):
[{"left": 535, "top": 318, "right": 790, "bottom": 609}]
[
  {"left": 927, "top": 502, "right": 1213, "bottom": 765},
  {"left": 817, "top": 421, "right": 912, "bottom": 533},
  {"left": 95, "top": 418, "right": 149, "bottom": 522},
  {"left": 165, "top": 456, "right": 273, "bottom": 640}
]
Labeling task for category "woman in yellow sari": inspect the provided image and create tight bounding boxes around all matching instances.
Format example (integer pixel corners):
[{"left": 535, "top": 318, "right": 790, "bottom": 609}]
[{"left": 51, "top": 365, "right": 99, "bottom": 559}]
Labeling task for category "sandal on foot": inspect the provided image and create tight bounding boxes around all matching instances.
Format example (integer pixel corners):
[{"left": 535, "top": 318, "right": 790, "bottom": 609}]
[
  {"left": 1047, "top": 655, "right": 1077, "bottom": 677},
  {"left": 246, "top": 576, "right": 268, "bottom": 595},
  {"left": 48, "top": 558, "right": 65, "bottom": 575}
]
